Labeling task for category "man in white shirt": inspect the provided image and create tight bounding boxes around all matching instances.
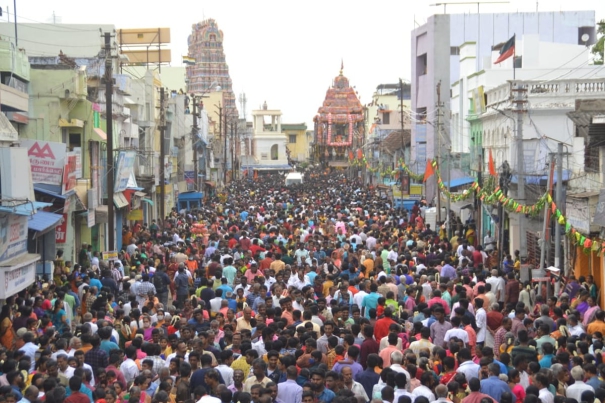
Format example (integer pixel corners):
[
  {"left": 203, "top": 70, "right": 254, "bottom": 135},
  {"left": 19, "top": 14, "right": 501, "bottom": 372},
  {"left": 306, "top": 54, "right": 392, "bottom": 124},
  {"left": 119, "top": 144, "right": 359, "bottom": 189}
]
[
  {"left": 474, "top": 299, "right": 487, "bottom": 345},
  {"left": 535, "top": 373, "right": 555, "bottom": 403},
  {"left": 443, "top": 317, "right": 469, "bottom": 346},
  {"left": 216, "top": 350, "right": 234, "bottom": 387},
  {"left": 430, "top": 385, "right": 451, "bottom": 403},
  {"left": 486, "top": 269, "right": 504, "bottom": 302},
  {"left": 411, "top": 373, "right": 436, "bottom": 401},
  {"left": 566, "top": 367, "right": 594, "bottom": 403},
  {"left": 210, "top": 291, "right": 223, "bottom": 313},
  {"left": 120, "top": 346, "right": 141, "bottom": 385},
  {"left": 57, "top": 354, "right": 76, "bottom": 379}
]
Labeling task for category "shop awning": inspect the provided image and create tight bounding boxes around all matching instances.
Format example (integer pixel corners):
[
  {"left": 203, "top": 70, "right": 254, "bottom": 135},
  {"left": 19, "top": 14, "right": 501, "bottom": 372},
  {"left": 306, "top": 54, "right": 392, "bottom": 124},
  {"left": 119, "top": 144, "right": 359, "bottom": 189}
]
[
  {"left": 0, "top": 201, "right": 53, "bottom": 216},
  {"left": 134, "top": 191, "right": 146, "bottom": 197},
  {"left": 92, "top": 128, "right": 108, "bottom": 141},
  {"left": 141, "top": 198, "right": 154, "bottom": 206},
  {"left": 441, "top": 177, "right": 475, "bottom": 188},
  {"left": 113, "top": 192, "right": 129, "bottom": 209},
  {"left": 204, "top": 181, "right": 216, "bottom": 187},
  {"left": 0, "top": 112, "right": 18, "bottom": 142},
  {"left": 27, "top": 211, "right": 63, "bottom": 234},
  {"left": 33, "top": 184, "right": 75, "bottom": 199},
  {"left": 179, "top": 192, "right": 203, "bottom": 201}
]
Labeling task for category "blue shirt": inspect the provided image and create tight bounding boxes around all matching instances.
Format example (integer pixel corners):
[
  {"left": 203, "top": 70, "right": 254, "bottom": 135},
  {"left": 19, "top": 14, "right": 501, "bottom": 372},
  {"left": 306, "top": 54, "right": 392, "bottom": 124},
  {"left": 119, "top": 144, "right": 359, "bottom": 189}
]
[
  {"left": 317, "top": 387, "right": 335, "bottom": 403},
  {"left": 89, "top": 278, "right": 103, "bottom": 290},
  {"left": 480, "top": 376, "right": 516, "bottom": 403},
  {"left": 539, "top": 354, "right": 554, "bottom": 369},
  {"left": 100, "top": 339, "right": 120, "bottom": 355},
  {"left": 362, "top": 292, "right": 380, "bottom": 318},
  {"left": 217, "top": 284, "right": 233, "bottom": 299}
]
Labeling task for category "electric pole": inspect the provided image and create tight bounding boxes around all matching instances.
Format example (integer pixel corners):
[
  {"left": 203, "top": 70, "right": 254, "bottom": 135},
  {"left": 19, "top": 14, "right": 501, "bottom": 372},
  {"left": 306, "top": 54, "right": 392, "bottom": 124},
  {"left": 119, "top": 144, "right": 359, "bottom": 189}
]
[
  {"left": 436, "top": 81, "right": 442, "bottom": 224},
  {"left": 104, "top": 32, "right": 115, "bottom": 252},
  {"left": 539, "top": 153, "right": 555, "bottom": 297},
  {"left": 399, "top": 78, "right": 406, "bottom": 161},
  {"left": 192, "top": 97, "right": 199, "bottom": 191},
  {"left": 554, "top": 142, "right": 565, "bottom": 296},
  {"left": 513, "top": 84, "right": 527, "bottom": 256},
  {"left": 159, "top": 87, "right": 166, "bottom": 221}
]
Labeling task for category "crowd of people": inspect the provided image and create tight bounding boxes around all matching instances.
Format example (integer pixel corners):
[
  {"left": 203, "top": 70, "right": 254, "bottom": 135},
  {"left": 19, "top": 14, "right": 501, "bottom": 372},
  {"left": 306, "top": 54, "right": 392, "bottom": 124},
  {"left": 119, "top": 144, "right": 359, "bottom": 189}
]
[{"left": 0, "top": 171, "right": 602, "bottom": 403}]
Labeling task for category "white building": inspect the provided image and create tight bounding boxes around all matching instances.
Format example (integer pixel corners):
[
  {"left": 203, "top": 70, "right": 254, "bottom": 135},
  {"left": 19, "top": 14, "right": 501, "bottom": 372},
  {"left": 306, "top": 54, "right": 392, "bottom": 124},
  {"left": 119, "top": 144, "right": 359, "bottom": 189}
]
[{"left": 242, "top": 106, "right": 291, "bottom": 175}]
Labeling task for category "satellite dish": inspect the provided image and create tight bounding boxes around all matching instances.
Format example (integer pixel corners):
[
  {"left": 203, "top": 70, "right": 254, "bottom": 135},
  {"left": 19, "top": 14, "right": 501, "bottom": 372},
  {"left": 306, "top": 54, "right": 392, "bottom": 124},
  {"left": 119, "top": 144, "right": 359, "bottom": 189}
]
[{"left": 581, "top": 33, "right": 590, "bottom": 43}]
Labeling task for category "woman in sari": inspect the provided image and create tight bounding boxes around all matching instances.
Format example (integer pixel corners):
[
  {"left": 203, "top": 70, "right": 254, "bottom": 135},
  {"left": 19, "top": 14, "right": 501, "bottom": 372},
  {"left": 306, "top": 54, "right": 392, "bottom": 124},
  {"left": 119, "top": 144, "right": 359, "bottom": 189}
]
[
  {"left": 582, "top": 296, "right": 599, "bottom": 326},
  {"left": 0, "top": 304, "right": 16, "bottom": 350},
  {"left": 50, "top": 298, "right": 69, "bottom": 335}
]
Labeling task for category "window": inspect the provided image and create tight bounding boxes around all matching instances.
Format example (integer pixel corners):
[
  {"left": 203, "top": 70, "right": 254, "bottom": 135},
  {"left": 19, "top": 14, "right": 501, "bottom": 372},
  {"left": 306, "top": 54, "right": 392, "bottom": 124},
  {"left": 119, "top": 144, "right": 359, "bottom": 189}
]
[
  {"left": 450, "top": 47, "right": 460, "bottom": 55},
  {"left": 289, "top": 134, "right": 297, "bottom": 144},
  {"left": 270, "top": 144, "right": 279, "bottom": 160},
  {"left": 382, "top": 112, "right": 390, "bottom": 125}
]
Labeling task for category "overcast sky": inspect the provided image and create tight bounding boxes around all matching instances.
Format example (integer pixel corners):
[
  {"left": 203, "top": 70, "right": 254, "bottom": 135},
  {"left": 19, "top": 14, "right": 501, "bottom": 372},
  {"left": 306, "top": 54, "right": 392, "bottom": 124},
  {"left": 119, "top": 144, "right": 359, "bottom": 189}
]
[{"left": 15, "top": 0, "right": 605, "bottom": 125}]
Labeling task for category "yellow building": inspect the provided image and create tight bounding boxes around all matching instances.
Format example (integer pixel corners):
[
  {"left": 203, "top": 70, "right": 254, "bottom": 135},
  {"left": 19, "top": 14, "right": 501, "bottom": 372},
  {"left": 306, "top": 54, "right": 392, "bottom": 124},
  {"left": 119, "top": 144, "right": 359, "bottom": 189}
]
[{"left": 282, "top": 123, "right": 310, "bottom": 163}]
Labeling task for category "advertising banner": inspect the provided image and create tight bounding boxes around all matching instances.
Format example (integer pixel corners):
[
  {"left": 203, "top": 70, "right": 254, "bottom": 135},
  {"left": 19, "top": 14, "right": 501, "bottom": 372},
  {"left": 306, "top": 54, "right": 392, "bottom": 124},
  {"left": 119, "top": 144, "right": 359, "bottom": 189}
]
[
  {"left": 62, "top": 152, "right": 78, "bottom": 194},
  {"left": 20, "top": 139, "right": 67, "bottom": 186},
  {"left": 55, "top": 214, "right": 68, "bottom": 244},
  {"left": 114, "top": 151, "right": 137, "bottom": 193},
  {"left": 0, "top": 214, "right": 28, "bottom": 261}
]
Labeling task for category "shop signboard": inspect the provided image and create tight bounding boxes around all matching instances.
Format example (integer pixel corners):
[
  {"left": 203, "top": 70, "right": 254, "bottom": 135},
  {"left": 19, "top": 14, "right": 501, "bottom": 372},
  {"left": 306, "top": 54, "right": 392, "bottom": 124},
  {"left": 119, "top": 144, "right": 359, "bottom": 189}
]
[
  {"left": 55, "top": 214, "right": 68, "bottom": 244},
  {"left": 114, "top": 151, "right": 137, "bottom": 193},
  {"left": 0, "top": 214, "right": 28, "bottom": 261},
  {"left": 0, "top": 262, "right": 36, "bottom": 299},
  {"left": 20, "top": 139, "right": 67, "bottom": 186},
  {"left": 102, "top": 251, "right": 118, "bottom": 261}
]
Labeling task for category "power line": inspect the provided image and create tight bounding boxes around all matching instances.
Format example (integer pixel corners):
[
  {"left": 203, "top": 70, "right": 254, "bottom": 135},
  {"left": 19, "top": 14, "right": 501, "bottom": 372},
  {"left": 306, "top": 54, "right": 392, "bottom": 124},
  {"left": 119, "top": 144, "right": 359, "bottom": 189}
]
[{"left": 3, "top": 10, "right": 102, "bottom": 32}]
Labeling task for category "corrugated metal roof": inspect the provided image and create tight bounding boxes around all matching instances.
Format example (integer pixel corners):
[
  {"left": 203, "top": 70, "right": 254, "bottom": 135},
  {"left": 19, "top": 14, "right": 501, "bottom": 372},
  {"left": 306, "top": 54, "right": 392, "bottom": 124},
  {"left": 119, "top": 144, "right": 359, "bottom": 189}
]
[{"left": 27, "top": 211, "right": 63, "bottom": 232}]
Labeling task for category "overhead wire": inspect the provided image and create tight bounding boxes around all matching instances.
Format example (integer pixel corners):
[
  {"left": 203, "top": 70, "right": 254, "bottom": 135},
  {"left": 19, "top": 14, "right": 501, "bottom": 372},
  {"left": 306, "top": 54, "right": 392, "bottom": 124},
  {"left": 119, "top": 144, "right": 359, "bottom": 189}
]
[{"left": 3, "top": 10, "right": 102, "bottom": 32}]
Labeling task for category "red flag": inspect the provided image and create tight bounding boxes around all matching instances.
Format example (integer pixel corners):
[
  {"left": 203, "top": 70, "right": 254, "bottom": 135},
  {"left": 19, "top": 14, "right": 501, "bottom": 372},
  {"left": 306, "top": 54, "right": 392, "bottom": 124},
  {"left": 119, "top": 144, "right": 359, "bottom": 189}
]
[
  {"left": 423, "top": 159, "right": 435, "bottom": 183},
  {"left": 488, "top": 149, "right": 497, "bottom": 176},
  {"left": 494, "top": 35, "right": 515, "bottom": 64},
  {"left": 348, "top": 150, "right": 354, "bottom": 160}
]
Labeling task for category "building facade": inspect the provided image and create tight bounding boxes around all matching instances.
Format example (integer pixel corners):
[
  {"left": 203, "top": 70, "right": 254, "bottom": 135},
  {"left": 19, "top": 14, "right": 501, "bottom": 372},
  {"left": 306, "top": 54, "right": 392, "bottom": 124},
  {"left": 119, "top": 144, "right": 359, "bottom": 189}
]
[{"left": 282, "top": 123, "right": 310, "bottom": 163}]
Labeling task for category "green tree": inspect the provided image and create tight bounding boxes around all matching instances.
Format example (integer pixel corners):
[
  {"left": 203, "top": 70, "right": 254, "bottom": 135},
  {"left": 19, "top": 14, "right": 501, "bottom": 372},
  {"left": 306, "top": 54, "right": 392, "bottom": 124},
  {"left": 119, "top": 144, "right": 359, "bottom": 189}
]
[{"left": 593, "top": 20, "right": 605, "bottom": 65}]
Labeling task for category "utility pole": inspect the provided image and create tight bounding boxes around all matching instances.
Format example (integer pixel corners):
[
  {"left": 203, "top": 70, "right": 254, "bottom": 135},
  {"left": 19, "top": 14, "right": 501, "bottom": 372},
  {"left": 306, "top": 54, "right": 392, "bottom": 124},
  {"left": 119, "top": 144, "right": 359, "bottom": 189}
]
[
  {"left": 539, "top": 153, "right": 555, "bottom": 297},
  {"left": 436, "top": 81, "right": 442, "bottom": 224},
  {"left": 513, "top": 84, "right": 528, "bottom": 256},
  {"left": 192, "top": 97, "right": 199, "bottom": 191},
  {"left": 159, "top": 87, "right": 166, "bottom": 221},
  {"left": 498, "top": 161, "right": 511, "bottom": 268},
  {"left": 104, "top": 32, "right": 115, "bottom": 252},
  {"left": 554, "top": 142, "right": 565, "bottom": 296},
  {"left": 399, "top": 78, "right": 406, "bottom": 161}
]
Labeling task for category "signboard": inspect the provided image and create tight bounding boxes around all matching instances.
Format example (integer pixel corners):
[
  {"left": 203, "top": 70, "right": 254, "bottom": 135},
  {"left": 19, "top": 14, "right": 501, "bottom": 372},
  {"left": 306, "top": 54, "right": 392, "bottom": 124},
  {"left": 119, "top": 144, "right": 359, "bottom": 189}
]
[
  {"left": 0, "top": 214, "right": 28, "bottom": 261},
  {"left": 0, "top": 262, "right": 35, "bottom": 299},
  {"left": 73, "top": 147, "right": 83, "bottom": 179},
  {"left": 114, "top": 151, "right": 137, "bottom": 193},
  {"left": 127, "top": 209, "right": 143, "bottom": 221},
  {"left": 593, "top": 189, "right": 605, "bottom": 227},
  {"left": 20, "top": 140, "right": 66, "bottom": 186},
  {"left": 87, "top": 188, "right": 99, "bottom": 209},
  {"left": 62, "top": 152, "right": 78, "bottom": 194},
  {"left": 55, "top": 214, "right": 68, "bottom": 244},
  {"left": 87, "top": 209, "right": 96, "bottom": 228},
  {"left": 102, "top": 251, "right": 118, "bottom": 261}
]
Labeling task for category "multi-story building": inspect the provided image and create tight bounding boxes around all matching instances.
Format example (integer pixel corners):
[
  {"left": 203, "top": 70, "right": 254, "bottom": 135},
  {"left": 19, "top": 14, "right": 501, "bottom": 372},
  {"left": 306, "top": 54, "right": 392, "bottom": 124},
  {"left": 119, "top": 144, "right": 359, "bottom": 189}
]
[
  {"left": 411, "top": 11, "right": 596, "bottom": 178},
  {"left": 283, "top": 123, "right": 310, "bottom": 163}
]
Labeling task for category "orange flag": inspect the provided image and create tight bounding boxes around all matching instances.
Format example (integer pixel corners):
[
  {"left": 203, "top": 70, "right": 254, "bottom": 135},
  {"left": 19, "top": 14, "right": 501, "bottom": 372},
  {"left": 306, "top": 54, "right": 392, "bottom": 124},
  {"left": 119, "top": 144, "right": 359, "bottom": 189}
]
[
  {"left": 488, "top": 149, "right": 497, "bottom": 176},
  {"left": 423, "top": 159, "right": 435, "bottom": 182}
]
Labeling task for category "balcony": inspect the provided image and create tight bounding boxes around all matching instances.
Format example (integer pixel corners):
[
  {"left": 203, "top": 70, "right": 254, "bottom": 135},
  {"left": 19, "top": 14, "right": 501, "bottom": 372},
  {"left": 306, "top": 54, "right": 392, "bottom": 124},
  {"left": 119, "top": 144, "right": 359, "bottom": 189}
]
[
  {"left": 486, "top": 78, "right": 605, "bottom": 109},
  {"left": 0, "top": 82, "right": 28, "bottom": 112}
]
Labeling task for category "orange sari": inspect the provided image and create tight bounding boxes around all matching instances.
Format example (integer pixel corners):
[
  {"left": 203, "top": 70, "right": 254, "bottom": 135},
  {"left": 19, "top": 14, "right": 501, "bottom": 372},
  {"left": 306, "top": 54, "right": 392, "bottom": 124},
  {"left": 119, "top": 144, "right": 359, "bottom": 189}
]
[{"left": 0, "top": 317, "right": 16, "bottom": 350}]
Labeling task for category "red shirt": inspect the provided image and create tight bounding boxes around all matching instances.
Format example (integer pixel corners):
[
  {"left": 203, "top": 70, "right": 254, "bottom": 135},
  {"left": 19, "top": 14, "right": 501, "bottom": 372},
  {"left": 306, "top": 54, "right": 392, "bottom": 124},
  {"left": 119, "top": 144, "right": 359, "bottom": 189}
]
[
  {"left": 65, "top": 392, "right": 91, "bottom": 403},
  {"left": 374, "top": 317, "right": 396, "bottom": 342}
]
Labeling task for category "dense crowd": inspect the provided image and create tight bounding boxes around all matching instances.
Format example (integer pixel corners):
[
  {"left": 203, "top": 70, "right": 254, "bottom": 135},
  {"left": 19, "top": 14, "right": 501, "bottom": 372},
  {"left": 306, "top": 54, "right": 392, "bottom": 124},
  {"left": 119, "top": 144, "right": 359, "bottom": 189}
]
[{"left": 0, "top": 171, "right": 602, "bottom": 403}]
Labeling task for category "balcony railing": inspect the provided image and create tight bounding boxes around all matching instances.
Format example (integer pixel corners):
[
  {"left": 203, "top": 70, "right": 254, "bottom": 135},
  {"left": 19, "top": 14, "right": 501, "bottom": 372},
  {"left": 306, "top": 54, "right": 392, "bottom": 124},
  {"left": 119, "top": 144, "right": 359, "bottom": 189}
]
[{"left": 486, "top": 78, "right": 605, "bottom": 108}]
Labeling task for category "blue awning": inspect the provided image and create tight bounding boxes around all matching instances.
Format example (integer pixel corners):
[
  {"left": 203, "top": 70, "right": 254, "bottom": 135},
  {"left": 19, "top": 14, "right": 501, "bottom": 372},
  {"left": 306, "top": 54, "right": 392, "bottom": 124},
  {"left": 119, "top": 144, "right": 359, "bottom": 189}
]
[
  {"left": 0, "top": 201, "right": 53, "bottom": 216},
  {"left": 27, "top": 211, "right": 63, "bottom": 233},
  {"left": 33, "top": 184, "right": 75, "bottom": 199},
  {"left": 441, "top": 177, "right": 475, "bottom": 188},
  {"left": 511, "top": 169, "right": 571, "bottom": 185},
  {"left": 241, "top": 164, "right": 292, "bottom": 170},
  {"left": 178, "top": 192, "right": 203, "bottom": 201},
  {"left": 142, "top": 198, "right": 154, "bottom": 206}
]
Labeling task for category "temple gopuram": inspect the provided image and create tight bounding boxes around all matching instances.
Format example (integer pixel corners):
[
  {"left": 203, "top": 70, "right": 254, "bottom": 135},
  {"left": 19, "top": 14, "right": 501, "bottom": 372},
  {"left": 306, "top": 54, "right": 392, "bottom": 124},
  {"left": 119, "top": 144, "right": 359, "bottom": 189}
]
[{"left": 313, "top": 66, "right": 365, "bottom": 168}]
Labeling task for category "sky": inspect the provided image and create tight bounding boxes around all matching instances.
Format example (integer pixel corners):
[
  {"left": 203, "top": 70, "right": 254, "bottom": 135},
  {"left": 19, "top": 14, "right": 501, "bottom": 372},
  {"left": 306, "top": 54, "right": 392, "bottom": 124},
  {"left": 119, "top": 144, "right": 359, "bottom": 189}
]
[{"left": 11, "top": 0, "right": 605, "bottom": 126}]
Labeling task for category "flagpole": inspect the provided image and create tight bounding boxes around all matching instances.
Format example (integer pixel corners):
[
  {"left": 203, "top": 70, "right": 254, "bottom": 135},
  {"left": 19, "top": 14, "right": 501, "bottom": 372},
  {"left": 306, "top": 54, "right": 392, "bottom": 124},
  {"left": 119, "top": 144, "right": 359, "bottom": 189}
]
[{"left": 513, "top": 34, "right": 516, "bottom": 80}]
